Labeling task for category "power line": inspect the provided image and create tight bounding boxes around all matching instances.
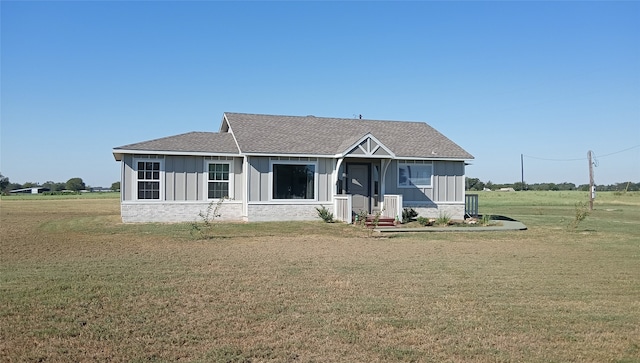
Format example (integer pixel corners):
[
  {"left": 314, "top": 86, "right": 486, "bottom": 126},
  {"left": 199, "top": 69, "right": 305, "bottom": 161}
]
[
  {"left": 597, "top": 144, "right": 640, "bottom": 158},
  {"left": 523, "top": 144, "right": 640, "bottom": 162}
]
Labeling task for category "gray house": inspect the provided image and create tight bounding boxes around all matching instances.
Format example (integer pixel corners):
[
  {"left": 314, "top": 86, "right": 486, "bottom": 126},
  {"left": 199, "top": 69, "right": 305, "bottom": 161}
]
[{"left": 112, "top": 112, "right": 474, "bottom": 223}]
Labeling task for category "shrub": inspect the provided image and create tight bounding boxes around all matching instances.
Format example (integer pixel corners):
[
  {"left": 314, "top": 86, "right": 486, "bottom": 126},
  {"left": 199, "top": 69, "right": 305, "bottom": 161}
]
[
  {"left": 569, "top": 201, "right": 589, "bottom": 229},
  {"left": 417, "top": 216, "right": 432, "bottom": 226},
  {"left": 191, "top": 198, "right": 225, "bottom": 238},
  {"left": 355, "top": 210, "right": 368, "bottom": 226},
  {"left": 435, "top": 212, "right": 451, "bottom": 226},
  {"left": 480, "top": 214, "right": 493, "bottom": 226},
  {"left": 315, "top": 205, "right": 334, "bottom": 223},
  {"left": 402, "top": 208, "right": 418, "bottom": 223}
]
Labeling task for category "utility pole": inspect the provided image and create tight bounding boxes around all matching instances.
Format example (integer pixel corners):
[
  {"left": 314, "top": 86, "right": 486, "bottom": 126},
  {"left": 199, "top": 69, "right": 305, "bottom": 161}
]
[
  {"left": 588, "top": 150, "right": 595, "bottom": 210},
  {"left": 521, "top": 154, "right": 524, "bottom": 190}
]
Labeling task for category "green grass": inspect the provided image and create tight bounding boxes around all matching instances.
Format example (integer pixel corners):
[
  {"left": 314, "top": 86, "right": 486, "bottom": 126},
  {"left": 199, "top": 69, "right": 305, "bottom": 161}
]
[{"left": 1, "top": 192, "right": 639, "bottom": 362}]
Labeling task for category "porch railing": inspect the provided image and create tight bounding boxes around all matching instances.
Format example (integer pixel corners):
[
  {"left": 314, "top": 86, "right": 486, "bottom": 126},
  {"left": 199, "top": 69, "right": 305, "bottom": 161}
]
[
  {"left": 465, "top": 194, "right": 479, "bottom": 217},
  {"left": 382, "top": 194, "right": 403, "bottom": 221},
  {"left": 334, "top": 195, "right": 352, "bottom": 224}
]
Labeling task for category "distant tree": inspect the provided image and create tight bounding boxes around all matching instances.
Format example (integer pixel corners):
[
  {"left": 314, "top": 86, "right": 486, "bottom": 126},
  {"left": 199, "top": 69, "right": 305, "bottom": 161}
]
[
  {"left": 0, "top": 173, "right": 8, "bottom": 193},
  {"left": 111, "top": 181, "right": 121, "bottom": 192},
  {"left": 485, "top": 181, "right": 494, "bottom": 191},
  {"left": 47, "top": 182, "right": 66, "bottom": 192},
  {"left": 22, "top": 182, "right": 39, "bottom": 188},
  {"left": 578, "top": 184, "right": 590, "bottom": 192},
  {"left": 465, "top": 177, "right": 485, "bottom": 191},
  {"left": 557, "top": 182, "right": 576, "bottom": 191},
  {"left": 66, "top": 177, "right": 86, "bottom": 192},
  {"left": 6, "top": 182, "right": 22, "bottom": 192},
  {"left": 512, "top": 182, "right": 527, "bottom": 191}
]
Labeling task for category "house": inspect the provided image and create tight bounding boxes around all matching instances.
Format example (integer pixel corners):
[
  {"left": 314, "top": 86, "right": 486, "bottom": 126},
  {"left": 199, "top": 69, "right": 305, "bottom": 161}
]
[{"left": 112, "top": 112, "right": 474, "bottom": 223}]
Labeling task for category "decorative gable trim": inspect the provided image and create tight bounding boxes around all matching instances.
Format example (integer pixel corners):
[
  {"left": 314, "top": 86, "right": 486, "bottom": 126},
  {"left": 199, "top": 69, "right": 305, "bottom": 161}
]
[{"left": 341, "top": 133, "right": 395, "bottom": 159}]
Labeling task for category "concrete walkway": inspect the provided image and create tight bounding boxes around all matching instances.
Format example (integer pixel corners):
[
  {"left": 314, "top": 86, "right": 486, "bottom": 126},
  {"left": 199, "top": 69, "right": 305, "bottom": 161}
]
[{"left": 375, "top": 218, "right": 527, "bottom": 233}]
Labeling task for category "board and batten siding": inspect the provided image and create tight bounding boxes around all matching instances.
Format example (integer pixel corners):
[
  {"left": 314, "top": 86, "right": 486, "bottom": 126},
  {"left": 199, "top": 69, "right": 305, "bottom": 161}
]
[
  {"left": 247, "top": 156, "right": 334, "bottom": 203},
  {"left": 433, "top": 161, "right": 465, "bottom": 202},
  {"left": 383, "top": 160, "right": 464, "bottom": 203},
  {"left": 121, "top": 154, "right": 243, "bottom": 202}
]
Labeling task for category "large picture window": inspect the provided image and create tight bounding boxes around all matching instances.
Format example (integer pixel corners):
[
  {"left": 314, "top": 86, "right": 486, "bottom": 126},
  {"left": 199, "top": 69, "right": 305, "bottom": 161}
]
[
  {"left": 207, "top": 162, "right": 230, "bottom": 199},
  {"left": 137, "top": 161, "right": 161, "bottom": 199},
  {"left": 398, "top": 161, "right": 432, "bottom": 188},
  {"left": 272, "top": 163, "right": 316, "bottom": 200}
]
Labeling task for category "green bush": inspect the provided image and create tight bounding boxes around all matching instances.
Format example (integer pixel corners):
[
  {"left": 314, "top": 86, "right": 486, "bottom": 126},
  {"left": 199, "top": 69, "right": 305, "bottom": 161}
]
[
  {"left": 402, "top": 208, "right": 418, "bottom": 223},
  {"left": 435, "top": 212, "right": 451, "bottom": 226},
  {"left": 315, "top": 205, "right": 334, "bottom": 223},
  {"left": 480, "top": 214, "right": 493, "bottom": 226},
  {"left": 569, "top": 201, "right": 589, "bottom": 229}
]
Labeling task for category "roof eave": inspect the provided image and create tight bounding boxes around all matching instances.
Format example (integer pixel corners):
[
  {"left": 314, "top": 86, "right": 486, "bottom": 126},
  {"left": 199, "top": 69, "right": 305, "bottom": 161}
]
[{"left": 112, "top": 149, "right": 241, "bottom": 160}]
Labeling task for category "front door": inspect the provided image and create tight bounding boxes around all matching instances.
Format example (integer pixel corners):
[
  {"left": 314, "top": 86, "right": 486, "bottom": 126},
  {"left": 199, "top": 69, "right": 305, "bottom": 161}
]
[{"left": 347, "top": 163, "right": 371, "bottom": 214}]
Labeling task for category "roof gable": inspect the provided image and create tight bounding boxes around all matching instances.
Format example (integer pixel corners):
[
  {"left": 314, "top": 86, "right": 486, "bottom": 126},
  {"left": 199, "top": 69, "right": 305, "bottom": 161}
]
[{"left": 342, "top": 133, "right": 395, "bottom": 158}]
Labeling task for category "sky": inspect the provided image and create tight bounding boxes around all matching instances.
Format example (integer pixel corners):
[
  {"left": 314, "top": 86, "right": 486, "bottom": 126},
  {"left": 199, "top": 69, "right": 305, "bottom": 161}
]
[{"left": 1, "top": 1, "right": 639, "bottom": 188}]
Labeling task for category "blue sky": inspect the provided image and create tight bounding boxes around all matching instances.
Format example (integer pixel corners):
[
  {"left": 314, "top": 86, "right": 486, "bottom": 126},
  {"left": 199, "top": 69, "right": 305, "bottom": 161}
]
[{"left": 1, "top": 1, "right": 638, "bottom": 187}]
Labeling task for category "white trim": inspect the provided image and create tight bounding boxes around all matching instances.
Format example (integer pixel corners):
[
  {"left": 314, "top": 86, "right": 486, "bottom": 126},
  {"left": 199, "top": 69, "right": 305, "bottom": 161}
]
[
  {"left": 397, "top": 161, "right": 433, "bottom": 189},
  {"left": 243, "top": 155, "right": 249, "bottom": 218},
  {"left": 395, "top": 157, "right": 471, "bottom": 162},
  {"left": 222, "top": 113, "right": 243, "bottom": 153},
  {"left": 133, "top": 158, "right": 165, "bottom": 201},
  {"left": 403, "top": 201, "right": 465, "bottom": 205},
  {"left": 203, "top": 159, "right": 234, "bottom": 201},
  {"left": 269, "top": 159, "right": 319, "bottom": 202},
  {"left": 121, "top": 200, "right": 243, "bottom": 205},
  {"left": 114, "top": 149, "right": 471, "bottom": 163},
  {"left": 334, "top": 157, "right": 345, "bottom": 195},
  {"left": 245, "top": 152, "right": 332, "bottom": 159},
  {"left": 381, "top": 159, "right": 391, "bottom": 196},
  {"left": 247, "top": 201, "right": 326, "bottom": 205},
  {"left": 113, "top": 149, "right": 240, "bottom": 158}
]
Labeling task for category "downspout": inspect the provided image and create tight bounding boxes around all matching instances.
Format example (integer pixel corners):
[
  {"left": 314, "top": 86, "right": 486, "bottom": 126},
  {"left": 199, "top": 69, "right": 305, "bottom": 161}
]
[{"left": 243, "top": 155, "right": 249, "bottom": 220}]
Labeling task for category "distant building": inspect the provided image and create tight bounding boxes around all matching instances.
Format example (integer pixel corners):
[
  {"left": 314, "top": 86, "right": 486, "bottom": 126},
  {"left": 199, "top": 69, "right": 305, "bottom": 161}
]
[{"left": 9, "top": 187, "right": 50, "bottom": 194}]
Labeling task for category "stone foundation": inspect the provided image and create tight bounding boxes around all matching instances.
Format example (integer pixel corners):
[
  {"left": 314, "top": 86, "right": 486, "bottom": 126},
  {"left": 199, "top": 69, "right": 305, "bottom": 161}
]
[
  {"left": 121, "top": 201, "right": 243, "bottom": 223},
  {"left": 247, "top": 203, "right": 327, "bottom": 222},
  {"left": 406, "top": 203, "right": 466, "bottom": 220}
]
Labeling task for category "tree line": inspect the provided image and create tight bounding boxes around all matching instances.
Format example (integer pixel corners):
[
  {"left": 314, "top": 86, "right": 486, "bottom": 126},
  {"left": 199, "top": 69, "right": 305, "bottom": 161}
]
[
  {"left": 465, "top": 177, "right": 640, "bottom": 192},
  {"left": 0, "top": 173, "right": 120, "bottom": 194}
]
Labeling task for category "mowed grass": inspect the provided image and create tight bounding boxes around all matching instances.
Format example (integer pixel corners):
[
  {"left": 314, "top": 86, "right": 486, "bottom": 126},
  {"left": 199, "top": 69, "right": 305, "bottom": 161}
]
[{"left": 1, "top": 192, "right": 639, "bottom": 362}]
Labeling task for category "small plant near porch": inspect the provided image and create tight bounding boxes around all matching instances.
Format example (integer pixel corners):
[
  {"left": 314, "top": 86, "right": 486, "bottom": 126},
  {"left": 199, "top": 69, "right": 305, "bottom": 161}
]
[
  {"left": 435, "top": 211, "right": 452, "bottom": 226},
  {"left": 315, "top": 205, "right": 334, "bottom": 223}
]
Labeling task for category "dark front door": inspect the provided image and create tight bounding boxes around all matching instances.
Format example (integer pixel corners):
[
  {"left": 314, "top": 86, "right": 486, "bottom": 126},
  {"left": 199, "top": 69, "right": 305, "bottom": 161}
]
[{"left": 347, "top": 163, "right": 371, "bottom": 214}]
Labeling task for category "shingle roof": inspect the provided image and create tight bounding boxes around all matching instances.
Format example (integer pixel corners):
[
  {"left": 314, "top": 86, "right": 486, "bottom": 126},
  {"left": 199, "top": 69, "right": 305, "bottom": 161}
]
[
  {"left": 113, "top": 113, "right": 473, "bottom": 160},
  {"left": 225, "top": 113, "right": 473, "bottom": 159},
  {"left": 113, "top": 132, "right": 239, "bottom": 154}
]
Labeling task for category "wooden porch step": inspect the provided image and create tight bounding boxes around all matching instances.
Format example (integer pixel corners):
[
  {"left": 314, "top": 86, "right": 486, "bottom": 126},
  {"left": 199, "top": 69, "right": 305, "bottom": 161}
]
[{"left": 364, "top": 215, "right": 396, "bottom": 227}]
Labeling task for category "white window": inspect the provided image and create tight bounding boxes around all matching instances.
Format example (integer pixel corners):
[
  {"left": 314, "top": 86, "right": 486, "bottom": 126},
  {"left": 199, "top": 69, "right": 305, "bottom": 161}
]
[
  {"left": 398, "top": 161, "right": 432, "bottom": 188},
  {"left": 271, "top": 160, "right": 317, "bottom": 200},
  {"left": 206, "top": 161, "right": 233, "bottom": 199},
  {"left": 136, "top": 159, "right": 163, "bottom": 199}
]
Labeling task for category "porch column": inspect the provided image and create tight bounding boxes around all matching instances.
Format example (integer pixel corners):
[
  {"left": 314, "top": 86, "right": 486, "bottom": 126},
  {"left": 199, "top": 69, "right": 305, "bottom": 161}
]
[
  {"left": 380, "top": 159, "right": 392, "bottom": 196},
  {"left": 334, "top": 157, "right": 345, "bottom": 195}
]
